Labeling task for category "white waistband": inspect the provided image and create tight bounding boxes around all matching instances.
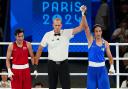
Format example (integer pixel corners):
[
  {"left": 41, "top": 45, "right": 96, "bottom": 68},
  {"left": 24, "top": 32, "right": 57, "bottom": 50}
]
[
  {"left": 12, "top": 63, "right": 29, "bottom": 69},
  {"left": 89, "top": 61, "right": 105, "bottom": 67}
]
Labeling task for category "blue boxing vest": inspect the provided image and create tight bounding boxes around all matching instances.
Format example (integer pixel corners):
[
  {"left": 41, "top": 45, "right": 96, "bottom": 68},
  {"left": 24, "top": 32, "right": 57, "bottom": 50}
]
[{"left": 88, "top": 39, "right": 106, "bottom": 62}]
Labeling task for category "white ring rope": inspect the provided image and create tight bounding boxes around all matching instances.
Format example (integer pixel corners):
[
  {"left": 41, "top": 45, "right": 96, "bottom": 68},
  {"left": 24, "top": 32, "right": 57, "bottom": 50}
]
[
  {"left": 0, "top": 42, "right": 128, "bottom": 45},
  {"left": 0, "top": 57, "right": 128, "bottom": 60},
  {"left": 0, "top": 88, "right": 128, "bottom": 89},
  {"left": 0, "top": 73, "right": 128, "bottom": 76}
]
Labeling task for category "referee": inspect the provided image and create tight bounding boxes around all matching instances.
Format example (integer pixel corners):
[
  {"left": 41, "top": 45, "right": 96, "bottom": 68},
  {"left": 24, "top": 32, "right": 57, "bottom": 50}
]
[{"left": 34, "top": 7, "right": 85, "bottom": 89}]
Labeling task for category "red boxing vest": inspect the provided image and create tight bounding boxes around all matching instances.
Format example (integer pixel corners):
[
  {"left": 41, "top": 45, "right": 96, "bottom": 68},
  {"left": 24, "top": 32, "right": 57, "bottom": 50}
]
[{"left": 12, "top": 41, "right": 29, "bottom": 65}]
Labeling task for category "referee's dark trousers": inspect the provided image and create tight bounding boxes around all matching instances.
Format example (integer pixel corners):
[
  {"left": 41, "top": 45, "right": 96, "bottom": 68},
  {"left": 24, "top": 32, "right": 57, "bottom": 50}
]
[{"left": 48, "top": 59, "right": 70, "bottom": 89}]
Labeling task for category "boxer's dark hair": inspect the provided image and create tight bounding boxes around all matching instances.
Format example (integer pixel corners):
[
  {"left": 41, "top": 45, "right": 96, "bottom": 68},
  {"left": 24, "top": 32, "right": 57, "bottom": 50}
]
[
  {"left": 15, "top": 28, "right": 24, "bottom": 36},
  {"left": 92, "top": 24, "right": 104, "bottom": 32}
]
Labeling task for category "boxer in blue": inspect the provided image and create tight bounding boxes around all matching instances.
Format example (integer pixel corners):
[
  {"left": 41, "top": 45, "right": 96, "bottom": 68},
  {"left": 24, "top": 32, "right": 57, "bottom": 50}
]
[{"left": 80, "top": 5, "right": 115, "bottom": 89}]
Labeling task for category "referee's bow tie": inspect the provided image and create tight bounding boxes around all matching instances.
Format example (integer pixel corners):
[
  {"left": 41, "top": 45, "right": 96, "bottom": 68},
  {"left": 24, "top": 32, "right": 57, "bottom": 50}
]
[{"left": 54, "top": 33, "right": 61, "bottom": 36}]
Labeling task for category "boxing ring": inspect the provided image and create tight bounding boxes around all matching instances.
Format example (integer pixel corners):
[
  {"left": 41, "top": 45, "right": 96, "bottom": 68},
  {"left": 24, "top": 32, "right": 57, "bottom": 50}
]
[{"left": 0, "top": 42, "right": 128, "bottom": 89}]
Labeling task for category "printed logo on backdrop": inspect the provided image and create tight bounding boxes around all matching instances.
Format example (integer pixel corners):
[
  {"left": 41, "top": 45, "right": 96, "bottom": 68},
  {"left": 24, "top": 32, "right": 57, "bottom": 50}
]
[
  {"left": 32, "top": 0, "right": 86, "bottom": 26},
  {"left": 42, "top": 1, "right": 81, "bottom": 25}
]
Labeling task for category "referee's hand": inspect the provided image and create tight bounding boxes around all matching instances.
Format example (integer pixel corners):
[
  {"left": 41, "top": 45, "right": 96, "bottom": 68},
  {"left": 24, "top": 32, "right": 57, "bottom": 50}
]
[
  {"left": 34, "top": 70, "right": 38, "bottom": 78},
  {"left": 33, "top": 64, "right": 38, "bottom": 78}
]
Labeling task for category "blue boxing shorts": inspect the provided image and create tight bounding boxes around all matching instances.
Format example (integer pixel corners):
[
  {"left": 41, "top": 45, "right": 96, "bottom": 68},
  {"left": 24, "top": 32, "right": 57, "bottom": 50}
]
[{"left": 87, "top": 66, "right": 110, "bottom": 89}]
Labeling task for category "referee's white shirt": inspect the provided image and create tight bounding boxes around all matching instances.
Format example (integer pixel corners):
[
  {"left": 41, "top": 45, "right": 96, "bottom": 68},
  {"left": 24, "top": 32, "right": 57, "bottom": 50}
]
[{"left": 40, "top": 29, "right": 74, "bottom": 61}]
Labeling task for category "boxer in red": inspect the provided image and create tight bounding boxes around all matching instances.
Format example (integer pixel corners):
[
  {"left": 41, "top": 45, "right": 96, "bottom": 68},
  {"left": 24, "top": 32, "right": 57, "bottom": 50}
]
[{"left": 6, "top": 28, "right": 35, "bottom": 89}]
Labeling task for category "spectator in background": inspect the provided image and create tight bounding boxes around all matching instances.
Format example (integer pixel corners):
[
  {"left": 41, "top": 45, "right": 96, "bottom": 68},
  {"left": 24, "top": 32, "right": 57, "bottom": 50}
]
[
  {"left": 119, "top": 1, "right": 128, "bottom": 23},
  {"left": 121, "top": 68, "right": 128, "bottom": 88},
  {"left": 120, "top": 52, "right": 128, "bottom": 86},
  {"left": 121, "top": 76, "right": 128, "bottom": 88},
  {"left": 33, "top": 82, "right": 44, "bottom": 88},
  {"left": 123, "top": 52, "right": 128, "bottom": 70},
  {"left": 112, "top": 21, "right": 128, "bottom": 42},
  {"left": 0, "top": 69, "right": 11, "bottom": 88},
  {"left": 111, "top": 21, "right": 128, "bottom": 56},
  {"left": 95, "top": 0, "right": 110, "bottom": 41}
]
